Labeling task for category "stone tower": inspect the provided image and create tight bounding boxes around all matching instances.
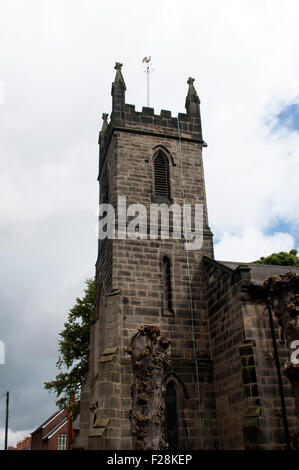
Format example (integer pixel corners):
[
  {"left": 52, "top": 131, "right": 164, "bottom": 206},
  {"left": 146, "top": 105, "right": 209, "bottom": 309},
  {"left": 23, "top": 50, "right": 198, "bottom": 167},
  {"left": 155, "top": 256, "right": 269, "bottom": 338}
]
[{"left": 74, "top": 62, "right": 217, "bottom": 450}]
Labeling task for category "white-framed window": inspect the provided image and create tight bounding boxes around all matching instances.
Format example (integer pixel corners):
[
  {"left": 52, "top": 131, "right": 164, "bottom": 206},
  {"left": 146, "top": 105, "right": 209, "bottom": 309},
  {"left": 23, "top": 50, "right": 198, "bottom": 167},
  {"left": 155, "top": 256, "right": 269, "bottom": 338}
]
[{"left": 58, "top": 433, "right": 67, "bottom": 450}]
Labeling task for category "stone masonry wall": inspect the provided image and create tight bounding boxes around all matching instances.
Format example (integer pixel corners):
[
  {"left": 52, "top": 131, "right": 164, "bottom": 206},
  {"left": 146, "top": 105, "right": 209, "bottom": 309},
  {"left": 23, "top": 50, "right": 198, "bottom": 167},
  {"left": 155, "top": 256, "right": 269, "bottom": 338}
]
[
  {"left": 242, "top": 293, "right": 296, "bottom": 449},
  {"left": 204, "top": 260, "right": 246, "bottom": 449},
  {"left": 204, "top": 259, "right": 297, "bottom": 450},
  {"left": 75, "top": 100, "right": 218, "bottom": 449},
  {"left": 74, "top": 67, "right": 297, "bottom": 450}
]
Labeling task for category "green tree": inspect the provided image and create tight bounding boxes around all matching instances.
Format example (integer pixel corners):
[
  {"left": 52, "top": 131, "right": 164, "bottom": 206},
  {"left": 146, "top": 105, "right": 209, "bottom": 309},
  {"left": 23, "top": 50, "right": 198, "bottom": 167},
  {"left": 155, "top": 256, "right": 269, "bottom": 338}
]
[
  {"left": 254, "top": 249, "right": 299, "bottom": 267},
  {"left": 44, "top": 277, "right": 95, "bottom": 418}
]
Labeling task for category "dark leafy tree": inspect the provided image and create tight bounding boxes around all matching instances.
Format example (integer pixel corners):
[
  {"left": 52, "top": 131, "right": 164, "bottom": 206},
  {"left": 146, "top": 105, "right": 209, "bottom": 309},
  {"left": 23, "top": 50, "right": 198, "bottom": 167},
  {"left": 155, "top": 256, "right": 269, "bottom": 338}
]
[
  {"left": 44, "top": 277, "right": 95, "bottom": 418},
  {"left": 254, "top": 249, "right": 299, "bottom": 267}
]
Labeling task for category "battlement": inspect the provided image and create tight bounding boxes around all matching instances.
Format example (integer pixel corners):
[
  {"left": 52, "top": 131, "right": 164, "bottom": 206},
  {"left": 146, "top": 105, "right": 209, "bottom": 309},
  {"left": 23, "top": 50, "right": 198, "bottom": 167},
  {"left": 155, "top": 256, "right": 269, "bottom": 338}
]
[
  {"left": 98, "top": 63, "right": 204, "bottom": 174},
  {"left": 114, "top": 103, "right": 202, "bottom": 137},
  {"left": 124, "top": 104, "right": 192, "bottom": 125}
]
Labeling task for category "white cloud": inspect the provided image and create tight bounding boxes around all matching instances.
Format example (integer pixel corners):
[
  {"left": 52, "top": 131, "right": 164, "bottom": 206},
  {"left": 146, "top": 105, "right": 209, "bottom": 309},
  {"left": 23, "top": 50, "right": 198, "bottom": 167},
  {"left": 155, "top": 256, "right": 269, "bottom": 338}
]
[
  {"left": 0, "top": 427, "right": 31, "bottom": 449},
  {"left": 214, "top": 229, "right": 295, "bottom": 263}
]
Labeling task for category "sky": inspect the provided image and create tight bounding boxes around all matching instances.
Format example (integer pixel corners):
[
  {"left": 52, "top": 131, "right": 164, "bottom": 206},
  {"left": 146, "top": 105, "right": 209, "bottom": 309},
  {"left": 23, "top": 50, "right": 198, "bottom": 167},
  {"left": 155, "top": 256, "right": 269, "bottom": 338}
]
[{"left": 1, "top": 0, "right": 299, "bottom": 447}]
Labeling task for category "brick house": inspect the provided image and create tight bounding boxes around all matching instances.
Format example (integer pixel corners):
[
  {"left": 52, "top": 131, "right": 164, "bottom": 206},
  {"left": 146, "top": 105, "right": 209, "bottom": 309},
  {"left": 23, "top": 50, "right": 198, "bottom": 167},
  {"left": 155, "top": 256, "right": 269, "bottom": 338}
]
[
  {"left": 16, "top": 435, "right": 31, "bottom": 450},
  {"left": 71, "top": 63, "right": 299, "bottom": 450},
  {"left": 31, "top": 409, "right": 79, "bottom": 450}
]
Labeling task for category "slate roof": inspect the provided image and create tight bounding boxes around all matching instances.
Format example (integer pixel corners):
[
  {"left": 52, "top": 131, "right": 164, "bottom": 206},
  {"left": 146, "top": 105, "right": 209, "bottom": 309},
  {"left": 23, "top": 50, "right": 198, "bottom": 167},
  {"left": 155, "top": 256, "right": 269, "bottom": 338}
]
[
  {"left": 31, "top": 409, "right": 64, "bottom": 435},
  {"left": 42, "top": 417, "right": 68, "bottom": 440},
  {"left": 213, "top": 259, "right": 299, "bottom": 285}
]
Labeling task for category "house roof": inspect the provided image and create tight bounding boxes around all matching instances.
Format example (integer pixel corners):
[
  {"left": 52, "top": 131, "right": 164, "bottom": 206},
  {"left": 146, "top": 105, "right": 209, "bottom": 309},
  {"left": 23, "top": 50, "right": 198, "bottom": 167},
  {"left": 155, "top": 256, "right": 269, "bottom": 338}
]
[
  {"left": 31, "top": 409, "right": 65, "bottom": 435},
  {"left": 204, "top": 256, "right": 299, "bottom": 286},
  {"left": 42, "top": 417, "right": 68, "bottom": 440}
]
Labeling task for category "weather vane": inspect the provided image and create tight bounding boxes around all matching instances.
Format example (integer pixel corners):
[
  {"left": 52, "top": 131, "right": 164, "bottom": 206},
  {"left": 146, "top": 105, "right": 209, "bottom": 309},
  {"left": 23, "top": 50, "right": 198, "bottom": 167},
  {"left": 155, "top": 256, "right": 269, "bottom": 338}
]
[{"left": 142, "top": 56, "right": 154, "bottom": 107}]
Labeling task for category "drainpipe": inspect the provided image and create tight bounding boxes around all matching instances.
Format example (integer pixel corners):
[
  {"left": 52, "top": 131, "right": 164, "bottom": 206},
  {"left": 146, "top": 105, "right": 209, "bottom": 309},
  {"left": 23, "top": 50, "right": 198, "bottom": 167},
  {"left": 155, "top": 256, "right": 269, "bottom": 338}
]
[{"left": 267, "top": 303, "right": 291, "bottom": 450}]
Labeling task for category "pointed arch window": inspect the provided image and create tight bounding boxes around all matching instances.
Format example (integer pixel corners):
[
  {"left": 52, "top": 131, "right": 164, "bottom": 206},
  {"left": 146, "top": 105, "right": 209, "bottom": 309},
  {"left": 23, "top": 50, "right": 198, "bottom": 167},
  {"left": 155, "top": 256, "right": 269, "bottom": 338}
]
[
  {"left": 163, "top": 256, "right": 173, "bottom": 314},
  {"left": 165, "top": 382, "right": 179, "bottom": 449},
  {"left": 154, "top": 151, "right": 171, "bottom": 201}
]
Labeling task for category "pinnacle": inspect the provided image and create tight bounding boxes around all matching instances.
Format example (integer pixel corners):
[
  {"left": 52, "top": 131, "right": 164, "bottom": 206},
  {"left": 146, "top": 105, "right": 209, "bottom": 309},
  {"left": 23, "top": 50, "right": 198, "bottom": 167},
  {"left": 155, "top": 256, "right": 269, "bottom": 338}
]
[
  {"left": 112, "top": 61, "right": 126, "bottom": 90},
  {"left": 100, "top": 112, "right": 109, "bottom": 144},
  {"left": 114, "top": 62, "right": 123, "bottom": 71},
  {"left": 186, "top": 76, "right": 200, "bottom": 104}
]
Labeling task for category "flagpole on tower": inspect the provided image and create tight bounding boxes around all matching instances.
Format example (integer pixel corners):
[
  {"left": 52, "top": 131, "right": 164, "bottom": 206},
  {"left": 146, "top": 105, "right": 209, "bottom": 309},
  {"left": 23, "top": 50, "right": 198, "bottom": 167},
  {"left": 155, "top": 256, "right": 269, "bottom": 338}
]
[
  {"left": 142, "top": 56, "right": 153, "bottom": 107},
  {"left": 147, "top": 63, "right": 150, "bottom": 107}
]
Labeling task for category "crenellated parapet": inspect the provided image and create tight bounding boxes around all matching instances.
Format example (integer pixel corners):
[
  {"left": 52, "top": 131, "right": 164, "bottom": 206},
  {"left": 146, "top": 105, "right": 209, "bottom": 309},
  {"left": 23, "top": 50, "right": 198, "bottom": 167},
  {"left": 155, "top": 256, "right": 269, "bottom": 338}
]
[{"left": 99, "top": 63, "right": 206, "bottom": 176}]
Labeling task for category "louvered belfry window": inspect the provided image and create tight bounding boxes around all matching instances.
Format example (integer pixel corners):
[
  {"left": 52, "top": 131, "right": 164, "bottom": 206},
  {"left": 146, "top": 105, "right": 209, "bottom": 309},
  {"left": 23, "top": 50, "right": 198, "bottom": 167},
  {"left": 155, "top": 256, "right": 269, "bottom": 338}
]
[{"left": 154, "top": 151, "right": 170, "bottom": 200}]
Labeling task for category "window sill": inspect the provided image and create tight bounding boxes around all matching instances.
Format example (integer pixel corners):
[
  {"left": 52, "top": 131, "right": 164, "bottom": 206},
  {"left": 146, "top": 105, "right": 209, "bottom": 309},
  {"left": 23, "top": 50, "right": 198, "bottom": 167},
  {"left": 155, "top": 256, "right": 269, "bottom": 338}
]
[
  {"left": 162, "top": 309, "right": 174, "bottom": 317},
  {"left": 151, "top": 195, "right": 173, "bottom": 204}
]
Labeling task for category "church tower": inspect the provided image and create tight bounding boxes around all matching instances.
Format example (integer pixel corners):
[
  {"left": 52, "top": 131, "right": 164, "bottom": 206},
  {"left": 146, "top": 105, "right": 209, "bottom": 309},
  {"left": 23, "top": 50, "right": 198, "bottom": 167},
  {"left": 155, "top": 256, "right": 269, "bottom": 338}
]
[{"left": 74, "top": 63, "right": 217, "bottom": 450}]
